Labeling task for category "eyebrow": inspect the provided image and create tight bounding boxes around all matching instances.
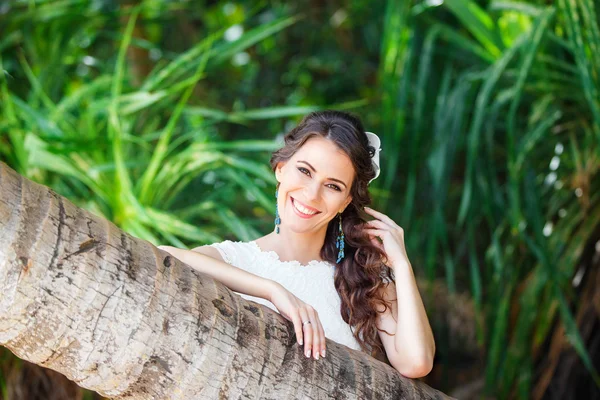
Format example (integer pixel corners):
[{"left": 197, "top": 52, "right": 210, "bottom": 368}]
[{"left": 297, "top": 161, "right": 348, "bottom": 188}]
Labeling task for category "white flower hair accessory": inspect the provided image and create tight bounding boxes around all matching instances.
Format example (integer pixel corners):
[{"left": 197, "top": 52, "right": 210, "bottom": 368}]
[{"left": 366, "top": 131, "right": 381, "bottom": 184}]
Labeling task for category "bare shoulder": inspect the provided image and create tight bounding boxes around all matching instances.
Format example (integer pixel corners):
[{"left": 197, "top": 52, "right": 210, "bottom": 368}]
[{"left": 190, "top": 245, "right": 224, "bottom": 262}]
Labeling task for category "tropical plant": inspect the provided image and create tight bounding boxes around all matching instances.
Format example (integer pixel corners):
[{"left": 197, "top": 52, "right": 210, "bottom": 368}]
[
  {"left": 0, "top": 2, "right": 304, "bottom": 247},
  {"left": 378, "top": 0, "right": 600, "bottom": 398}
]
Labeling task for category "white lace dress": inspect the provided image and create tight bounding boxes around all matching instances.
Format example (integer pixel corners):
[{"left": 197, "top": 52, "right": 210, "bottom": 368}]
[{"left": 208, "top": 240, "right": 363, "bottom": 352}]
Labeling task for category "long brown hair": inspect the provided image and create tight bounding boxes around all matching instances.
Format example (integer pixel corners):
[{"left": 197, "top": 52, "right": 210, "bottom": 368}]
[{"left": 270, "top": 110, "right": 395, "bottom": 354}]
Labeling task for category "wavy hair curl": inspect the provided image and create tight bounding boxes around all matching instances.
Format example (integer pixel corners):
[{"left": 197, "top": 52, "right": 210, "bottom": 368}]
[{"left": 270, "top": 110, "right": 395, "bottom": 355}]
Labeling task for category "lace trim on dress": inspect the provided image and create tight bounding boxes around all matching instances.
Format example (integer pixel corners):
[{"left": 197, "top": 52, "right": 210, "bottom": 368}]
[{"left": 248, "top": 240, "right": 334, "bottom": 269}]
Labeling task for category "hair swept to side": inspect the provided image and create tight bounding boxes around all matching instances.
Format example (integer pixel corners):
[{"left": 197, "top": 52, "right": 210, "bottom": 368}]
[{"left": 270, "top": 110, "right": 395, "bottom": 355}]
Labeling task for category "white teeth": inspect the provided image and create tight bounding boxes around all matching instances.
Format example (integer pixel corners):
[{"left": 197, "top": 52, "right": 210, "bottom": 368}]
[{"left": 293, "top": 199, "right": 317, "bottom": 215}]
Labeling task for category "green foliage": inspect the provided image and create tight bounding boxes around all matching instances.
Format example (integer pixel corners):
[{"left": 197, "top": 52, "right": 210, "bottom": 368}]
[
  {"left": 378, "top": 0, "right": 600, "bottom": 397},
  {"left": 0, "top": 1, "right": 303, "bottom": 246}
]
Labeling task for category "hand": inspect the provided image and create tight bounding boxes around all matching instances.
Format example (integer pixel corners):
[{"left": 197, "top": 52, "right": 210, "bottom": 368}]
[
  {"left": 269, "top": 283, "right": 326, "bottom": 360},
  {"left": 363, "top": 206, "right": 410, "bottom": 270}
]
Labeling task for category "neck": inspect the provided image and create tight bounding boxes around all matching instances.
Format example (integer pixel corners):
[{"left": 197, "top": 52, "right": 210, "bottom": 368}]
[{"left": 258, "top": 226, "right": 327, "bottom": 265}]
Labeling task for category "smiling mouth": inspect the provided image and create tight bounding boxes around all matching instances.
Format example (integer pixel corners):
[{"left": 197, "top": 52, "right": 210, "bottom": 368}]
[{"left": 291, "top": 197, "right": 321, "bottom": 216}]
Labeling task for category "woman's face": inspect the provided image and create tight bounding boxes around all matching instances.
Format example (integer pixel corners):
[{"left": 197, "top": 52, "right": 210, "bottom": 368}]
[{"left": 275, "top": 136, "right": 355, "bottom": 234}]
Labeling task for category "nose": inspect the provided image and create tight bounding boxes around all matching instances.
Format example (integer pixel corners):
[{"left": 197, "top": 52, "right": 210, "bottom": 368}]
[{"left": 304, "top": 180, "right": 322, "bottom": 203}]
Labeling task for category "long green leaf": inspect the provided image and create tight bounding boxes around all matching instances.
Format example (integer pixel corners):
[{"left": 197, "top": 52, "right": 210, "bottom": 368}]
[
  {"left": 138, "top": 33, "right": 215, "bottom": 204},
  {"left": 109, "top": 7, "right": 139, "bottom": 210},
  {"left": 444, "top": 0, "right": 504, "bottom": 57},
  {"left": 458, "top": 31, "right": 530, "bottom": 224}
]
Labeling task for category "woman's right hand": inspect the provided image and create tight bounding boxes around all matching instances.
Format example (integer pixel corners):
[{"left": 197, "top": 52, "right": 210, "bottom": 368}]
[{"left": 268, "top": 282, "right": 326, "bottom": 360}]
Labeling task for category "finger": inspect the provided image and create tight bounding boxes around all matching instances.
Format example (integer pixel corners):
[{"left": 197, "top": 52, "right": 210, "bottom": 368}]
[
  {"left": 364, "top": 207, "right": 401, "bottom": 229},
  {"left": 299, "top": 308, "right": 313, "bottom": 358},
  {"left": 364, "top": 228, "right": 392, "bottom": 250},
  {"left": 364, "top": 219, "right": 393, "bottom": 231},
  {"left": 291, "top": 312, "right": 304, "bottom": 346},
  {"left": 315, "top": 316, "right": 327, "bottom": 358},
  {"left": 363, "top": 227, "right": 388, "bottom": 239},
  {"left": 313, "top": 321, "right": 324, "bottom": 360},
  {"left": 307, "top": 309, "right": 321, "bottom": 360},
  {"left": 370, "top": 236, "right": 385, "bottom": 252}
]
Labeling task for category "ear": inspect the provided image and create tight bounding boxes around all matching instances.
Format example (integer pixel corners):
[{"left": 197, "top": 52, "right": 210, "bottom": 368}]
[
  {"left": 275, "top": 161, "right": 287, "bottom": 183},
  {"left": 340, "top": 196, "right": 353, "bottom": 213}
]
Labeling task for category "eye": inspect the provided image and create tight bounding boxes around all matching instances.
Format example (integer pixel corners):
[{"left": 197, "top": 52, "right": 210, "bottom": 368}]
[
  {"left": 298, "top": 167, "right": 310, "bottom": 176},
  {"left": 327, "top": 184, "right": 342, "bottom": 191}
]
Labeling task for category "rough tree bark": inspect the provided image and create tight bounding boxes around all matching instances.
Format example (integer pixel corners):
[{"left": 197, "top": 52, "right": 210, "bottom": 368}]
[{"left": 0, "top": 162, "right": 453, "bottom": 400}]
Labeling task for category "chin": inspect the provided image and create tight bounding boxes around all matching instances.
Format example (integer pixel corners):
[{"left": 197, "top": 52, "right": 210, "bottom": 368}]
[
  {"left": 287, "top": 219, "right": 333, "bottom": 235},
  {"left": 286, "top": 224, "right": 317, "bottom": 234}
]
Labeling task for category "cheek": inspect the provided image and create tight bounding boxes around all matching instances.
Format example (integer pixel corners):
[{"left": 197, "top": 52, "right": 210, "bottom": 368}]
[
  {"left": 285, "top": 171, "right": 307, "bottom": 188},
  {"left": 324, "top": 194, "right": 345, "bottom": 211}
]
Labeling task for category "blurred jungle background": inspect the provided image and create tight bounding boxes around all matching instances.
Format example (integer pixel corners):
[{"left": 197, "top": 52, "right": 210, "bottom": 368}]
[{"left": 1, "top": 0, "right": 599, "bottom": 399}]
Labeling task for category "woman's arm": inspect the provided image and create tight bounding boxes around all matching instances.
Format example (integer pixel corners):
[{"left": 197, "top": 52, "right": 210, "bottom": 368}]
[
  {"left": 158, "top": 245, "right": 275, "bottom": 300},
  {"left": 361, "top": 207, "right": 435, "bottom": 378},
  {"left": 157, "top": 245, "right": 328, "bottom": 360},
  {"left": 376, "top": 263, "right": 435, "bottom": 378}
]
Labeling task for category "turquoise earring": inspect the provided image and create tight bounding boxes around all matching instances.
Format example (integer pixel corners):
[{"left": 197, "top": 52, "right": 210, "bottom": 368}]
[
  {"left": 275, "top": 186, "right": 281, "bottom": 234},
  {"left": 336, "top": 213, "right": 345, "bottom": 263}
]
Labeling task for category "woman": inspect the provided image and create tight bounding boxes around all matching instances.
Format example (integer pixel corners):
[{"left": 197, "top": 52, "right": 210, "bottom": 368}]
[{"left": 159, "top": 110, "right": 435, "bottom": 378}]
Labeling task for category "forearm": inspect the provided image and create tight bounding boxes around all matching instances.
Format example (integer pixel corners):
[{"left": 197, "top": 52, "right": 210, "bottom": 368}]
[
  {"left": 158, "top": 246, "right": 277, "bottom": 301},
  {"left": 392, "top": 261, "right": 435, "bottom": 363}
]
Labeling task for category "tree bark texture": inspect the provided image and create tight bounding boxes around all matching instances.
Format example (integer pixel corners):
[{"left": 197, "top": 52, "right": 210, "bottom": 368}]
[{"left": 0, "top": 162, "right": 452, "bottom": 400}]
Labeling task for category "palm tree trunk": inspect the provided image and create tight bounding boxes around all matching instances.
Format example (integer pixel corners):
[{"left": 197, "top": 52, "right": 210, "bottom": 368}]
[{"left": 0, "top": 162, "right": 452, "bottom": 399}]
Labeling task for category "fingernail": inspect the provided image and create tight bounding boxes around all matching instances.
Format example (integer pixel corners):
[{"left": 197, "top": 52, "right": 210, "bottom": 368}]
[
  {"left": 305, "top": 350, "right": 311, "bottom": 358},
  {"left": 321, "top": 350, "right": 326, "bottom": 358},
  {"left": 299, "top": 340, "right": 303, "bottom": 345},
  {"left": 315, "top": 353, "right": 319, "bottom": 360}
]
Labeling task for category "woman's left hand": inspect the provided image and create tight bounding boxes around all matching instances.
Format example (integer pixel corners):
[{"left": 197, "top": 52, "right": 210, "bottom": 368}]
[{"left": 363, "top": 206, "right": 410, "bottom": 270}]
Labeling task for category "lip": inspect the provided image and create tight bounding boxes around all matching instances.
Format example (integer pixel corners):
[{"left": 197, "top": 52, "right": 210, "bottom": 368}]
[{"left": 290, "top": 197, "right": 321, "bottom": 219}]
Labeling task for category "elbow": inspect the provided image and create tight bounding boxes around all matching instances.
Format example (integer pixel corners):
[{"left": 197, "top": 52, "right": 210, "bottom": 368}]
[
  {"left": 401, "top": 360, "right": 433, "bottom": 379},
  {"left": 391, "top": 355, "right": 434, "bottom": 379}
]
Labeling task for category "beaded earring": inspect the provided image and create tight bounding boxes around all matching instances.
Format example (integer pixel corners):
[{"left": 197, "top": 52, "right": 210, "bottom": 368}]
[
  {"left": 274, "top": 185, "right": 281, "bottom": 234},
  {"left": 335, "top": 213, "right": 345, "bottom": 263}
]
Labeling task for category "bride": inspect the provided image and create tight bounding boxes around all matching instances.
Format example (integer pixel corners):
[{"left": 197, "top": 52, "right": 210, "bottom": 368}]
[{"left": 159, "top": 110, "right": 435, "bottom": 378}]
